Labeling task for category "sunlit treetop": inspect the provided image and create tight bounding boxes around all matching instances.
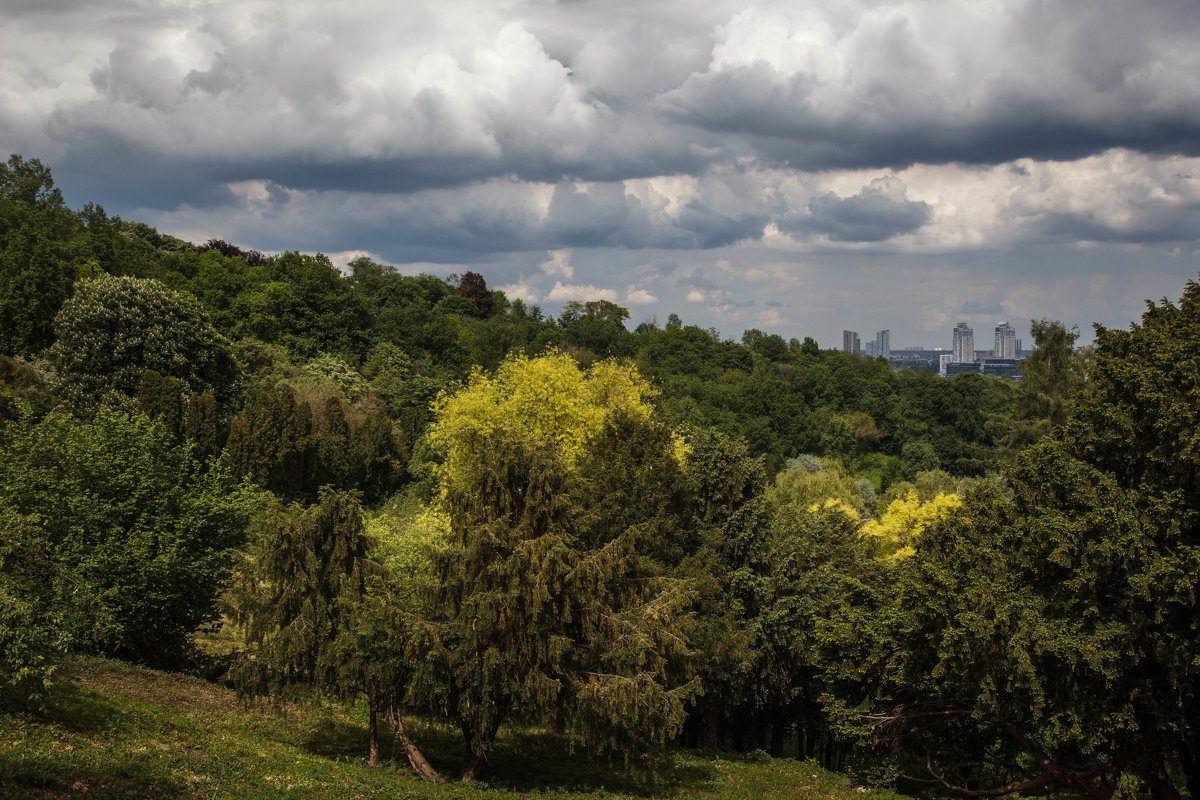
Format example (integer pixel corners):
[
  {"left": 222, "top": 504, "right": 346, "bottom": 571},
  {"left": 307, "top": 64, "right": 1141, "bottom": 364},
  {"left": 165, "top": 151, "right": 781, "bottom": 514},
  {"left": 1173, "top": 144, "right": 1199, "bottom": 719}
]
[
  {"left": 861, "top": 490, "right": 961, "bottom": 560},
  {"left": 427, "top": 350, "right": 673, "bottom": 493}
]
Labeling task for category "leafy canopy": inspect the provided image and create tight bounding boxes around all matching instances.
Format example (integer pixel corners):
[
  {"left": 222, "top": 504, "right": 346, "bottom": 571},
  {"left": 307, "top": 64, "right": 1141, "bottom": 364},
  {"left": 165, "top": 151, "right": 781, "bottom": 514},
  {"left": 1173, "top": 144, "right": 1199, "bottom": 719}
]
[{"left": 428, "top": 349, "right": 668, "bottom": 484}]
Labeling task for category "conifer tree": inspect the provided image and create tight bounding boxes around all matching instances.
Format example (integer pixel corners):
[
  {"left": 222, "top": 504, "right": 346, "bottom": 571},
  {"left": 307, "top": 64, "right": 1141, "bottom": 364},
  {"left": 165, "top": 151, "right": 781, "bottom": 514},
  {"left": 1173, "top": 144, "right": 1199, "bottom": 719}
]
[
  {"left": 888, "top": 279, "right": 1200, "bottom": 799},
  {"left": 226, "top": 384, "right": 317, "bottom": 498},
  {"left": 183, "top": 391, "right": 226, "bottom": 462},
  {"left": 137, "top": 369, "right": 184, "bottom": 439},
  {"left": 425, "top": 351, "right": 699, "bottom": 780},
  {"left": 231, "top": 489, "right": 383, "bottom": 757}
]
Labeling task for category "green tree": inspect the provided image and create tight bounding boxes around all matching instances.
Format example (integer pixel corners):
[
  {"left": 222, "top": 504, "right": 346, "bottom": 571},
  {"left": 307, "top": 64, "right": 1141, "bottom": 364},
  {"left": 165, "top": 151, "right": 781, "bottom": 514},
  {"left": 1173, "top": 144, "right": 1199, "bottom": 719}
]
[
  {"left": 557, "top": 300, "right": 633, "bottom": 359},
  {"left": 679, "top": 429, "right": 768, "bottom": 750},
  {"left": 0, "top": 154, "right": 75, "bottom": 247},
  {"left": 137, "top": 369, "right": 185, "bottom": 438},
  {"left": 993, "top": 319, "right": 1090, "bottom": 453},
  {"left": 0, "top": 408, "right": 256, "bottom": 666},
  {"left": 888, "top": 280, "right": 1200, "bottom": 799},
  {"left": 754, "top": 499, "right": 889, "bottom": 768},
  {"left": 0, "top": 506, "right": 77, "bottom": 702},
  {"left": 425, "top": 352, "right": 698, "bottom": 780},
  {"left": 231, "top": 488, "right": 398, "bottom": 766},
  {"left": 226, "top": 384, "right": 317, "bottom": 499},
  {"left": 0, "top": 224, "right": 75, "bottom": 356},
  {"left": 50, "top": 275, "right": 238, "bottom": 412}
]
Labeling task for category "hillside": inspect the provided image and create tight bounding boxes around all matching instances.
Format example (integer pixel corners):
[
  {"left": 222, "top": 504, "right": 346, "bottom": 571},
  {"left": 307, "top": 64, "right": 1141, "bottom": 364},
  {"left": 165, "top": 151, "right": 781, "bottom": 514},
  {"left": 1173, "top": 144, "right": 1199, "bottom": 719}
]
[{"left": 0, "top": 656, "right": 901, "bottom": 800}]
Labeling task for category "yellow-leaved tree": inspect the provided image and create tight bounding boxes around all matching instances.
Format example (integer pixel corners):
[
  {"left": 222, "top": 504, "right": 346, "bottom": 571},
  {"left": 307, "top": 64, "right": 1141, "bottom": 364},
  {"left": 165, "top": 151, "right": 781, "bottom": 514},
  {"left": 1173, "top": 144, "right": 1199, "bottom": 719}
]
[
  {"left": 428, "top": 350, "right": 665, "bottom": 484},
  {"left": 420, "top": 350, "right": 698, "bottom": 781},
  {"left": 861, "top": 490, "right": 962, "bottom": 560}
]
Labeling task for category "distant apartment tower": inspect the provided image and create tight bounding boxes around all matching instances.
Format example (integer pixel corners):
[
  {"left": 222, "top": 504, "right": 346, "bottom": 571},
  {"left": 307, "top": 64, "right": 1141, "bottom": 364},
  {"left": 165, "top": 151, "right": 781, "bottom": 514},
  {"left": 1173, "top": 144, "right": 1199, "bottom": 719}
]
[
  {"left": 994, "top": 321, "right": 1017, "bottom": 359},
  {"left": 875, "top": 329, "right": 891, "bottom": 359},
  {"left": 939, "top": 353, "right": 953, "bottom": 377},
  {"left": 865, "top": 340, "right": 878, "bottom": 357},
  {"left": 952, "top": 322, "right": 974, "bottom": 363},
  {"left": 842, "top": 330, "right": 860, "bottom": 354}
]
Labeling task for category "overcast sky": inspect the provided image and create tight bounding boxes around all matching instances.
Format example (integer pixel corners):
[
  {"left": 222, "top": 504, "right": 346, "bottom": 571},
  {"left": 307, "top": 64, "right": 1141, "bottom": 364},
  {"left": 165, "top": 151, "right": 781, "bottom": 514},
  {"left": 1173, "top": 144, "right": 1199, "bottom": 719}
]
[{"left": 5, "top": 0, "right": 1199, "bottom": 348}]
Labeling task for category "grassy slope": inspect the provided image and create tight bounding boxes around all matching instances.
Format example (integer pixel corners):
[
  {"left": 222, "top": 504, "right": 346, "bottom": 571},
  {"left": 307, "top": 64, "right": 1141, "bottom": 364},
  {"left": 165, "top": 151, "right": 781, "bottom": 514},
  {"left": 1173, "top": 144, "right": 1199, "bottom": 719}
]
[{"left": 0, "top": 657, "right": 906, "bottom": 800}]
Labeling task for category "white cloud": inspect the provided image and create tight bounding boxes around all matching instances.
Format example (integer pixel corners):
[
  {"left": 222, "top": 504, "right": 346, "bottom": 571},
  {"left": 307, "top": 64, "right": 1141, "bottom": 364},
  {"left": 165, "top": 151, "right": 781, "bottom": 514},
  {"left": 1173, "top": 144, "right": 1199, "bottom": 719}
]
[
  {"left": 545, "top": 281, "right": 619, "bottom": 302},
  {"left": 686, "top": 288, "right": 706, "bottom": 303},
  {"left": 758, "top": 308, "right": 783, "bottom": 327},
  {"left": 327, "top": 249, "right": 376, "bottom": 272},
  {"left": 539, "top": 248, "right": 574, "bottom": 279},
  {"left": 498, "top": 276, "right": 540, "bottom": 303},
  {"left": 624, "top": 286, "right": 658, "bottom": 305}
]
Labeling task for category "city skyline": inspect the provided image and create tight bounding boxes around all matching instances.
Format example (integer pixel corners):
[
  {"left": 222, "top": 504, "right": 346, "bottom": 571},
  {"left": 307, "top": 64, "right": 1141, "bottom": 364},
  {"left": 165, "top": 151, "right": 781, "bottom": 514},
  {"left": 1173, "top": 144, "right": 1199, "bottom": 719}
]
[{"left": 844, "top": 318, "right": 1037, "bottom": 355}]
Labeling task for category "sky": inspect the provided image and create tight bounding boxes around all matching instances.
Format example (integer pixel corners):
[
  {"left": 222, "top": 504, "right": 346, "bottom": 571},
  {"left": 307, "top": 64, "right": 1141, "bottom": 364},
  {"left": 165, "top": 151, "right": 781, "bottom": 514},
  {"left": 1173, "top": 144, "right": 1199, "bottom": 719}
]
[{"left": 4, "top": 0, "right": 1200, "bottom": 349}]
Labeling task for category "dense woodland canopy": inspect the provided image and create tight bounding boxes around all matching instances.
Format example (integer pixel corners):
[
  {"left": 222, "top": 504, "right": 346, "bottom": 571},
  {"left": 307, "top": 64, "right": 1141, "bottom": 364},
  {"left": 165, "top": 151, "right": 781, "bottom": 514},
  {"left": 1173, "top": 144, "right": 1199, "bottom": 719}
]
[{"left": 2, "top": 153, "right": 1197, "bottom": 799}]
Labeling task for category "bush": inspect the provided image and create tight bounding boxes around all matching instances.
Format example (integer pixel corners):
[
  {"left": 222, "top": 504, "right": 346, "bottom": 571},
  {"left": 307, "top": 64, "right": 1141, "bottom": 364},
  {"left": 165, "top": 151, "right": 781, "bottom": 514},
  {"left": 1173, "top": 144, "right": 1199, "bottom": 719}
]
[{"left": 0, "top": 409, "right": 259, "bottom": 667}]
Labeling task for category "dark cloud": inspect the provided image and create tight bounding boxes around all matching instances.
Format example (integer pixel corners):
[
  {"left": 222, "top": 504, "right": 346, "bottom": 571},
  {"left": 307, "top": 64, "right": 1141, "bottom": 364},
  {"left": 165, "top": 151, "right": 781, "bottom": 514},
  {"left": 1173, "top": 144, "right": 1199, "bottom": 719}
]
[
  {"left": 1035, "top": 206, "right": 1200, "bottom": 245},
  {"left": 660, "top": 1, "right": 1200, "bottom": 170},
  {"left": 674, "top": 199, "right": 768, "bottom": 249},
  {"left": 538, "top": 182, "right": 765, "bottom": 251},
  {"left": 664, "top": 70, "right": 1200, "bottom": 171},
  {"left": 6, "top": 0, "right": 1200, "bottom": 351},
  {"left": 783, "top": 180, "right": 931, "bottom": 242}
]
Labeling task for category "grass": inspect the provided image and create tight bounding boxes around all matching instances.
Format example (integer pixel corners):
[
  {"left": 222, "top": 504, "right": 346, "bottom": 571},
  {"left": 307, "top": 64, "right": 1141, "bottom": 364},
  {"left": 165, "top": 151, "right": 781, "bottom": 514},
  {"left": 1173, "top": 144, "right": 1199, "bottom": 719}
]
[{"left": 0, "top": 656, "right": 909, "bottom": 800}]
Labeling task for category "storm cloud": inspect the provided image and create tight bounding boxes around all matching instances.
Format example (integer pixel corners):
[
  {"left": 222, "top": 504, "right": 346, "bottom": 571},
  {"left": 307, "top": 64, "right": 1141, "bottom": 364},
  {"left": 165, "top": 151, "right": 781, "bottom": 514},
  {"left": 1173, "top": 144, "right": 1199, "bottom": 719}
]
[
  {"left": 785, "top": 178, "right": 932, "bottom": 242},
  {"left": 3, "top": 0, "right": 1200, "bottom": 346}
]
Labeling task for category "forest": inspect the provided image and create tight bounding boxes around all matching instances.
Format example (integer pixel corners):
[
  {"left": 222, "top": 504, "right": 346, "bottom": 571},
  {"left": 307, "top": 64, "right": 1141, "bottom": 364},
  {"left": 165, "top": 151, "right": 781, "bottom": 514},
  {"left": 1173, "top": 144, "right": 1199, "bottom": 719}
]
[{"left": 1, "top": 152, "right": 1197, "bottom": 800}]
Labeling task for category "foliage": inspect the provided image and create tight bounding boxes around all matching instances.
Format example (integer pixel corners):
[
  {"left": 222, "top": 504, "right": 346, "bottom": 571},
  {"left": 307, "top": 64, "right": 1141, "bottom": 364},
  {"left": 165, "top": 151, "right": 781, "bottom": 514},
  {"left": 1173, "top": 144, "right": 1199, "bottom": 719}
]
[
  {"left": 0, "top": 408, "right": 258, "bottom": 666},
  {"left": 429, "top": 350, "right": 662, "bottom": 484},
  {"left": 304, "top": 353, "right": 369, "bottom": 401},
  {"left": 860, "top": 490, "right": 960, "bottom": 560},
  {"left": 226, "top": 384, "right": 402, "bottom": 502},
  {"left": 230, "top": 488, "right": 372, "bottom": 703},
  {"left": 768, "top": 457, "right": 867, "bottom": 517},
  {"left": 50, "top": 274, "right": 238, "bottom": 412},
  {"left": 752, "top": 497, "right": 891, "bottom": 768},
  {"left": 0, "top": 223, "right": 76, "bottom": 356},
  {"left": 676, "top": 429, "right": 772, "bottom": 752},
  {"left": 456, "top": 270, "right": 496, "bottom": 318},
  {"left": 991, "top": 318, "right": 1091, "bottom": 453},
  {"left": 557, "top": 300, "right": 633, "bottom": 359},
  {"left": 231, "top": 251, "right": 369, "bottom": 358},
  {"left": 0, "top": 507, "right": 74, "bottom": 702},
  {"left": 888, "top": 280, "right": 1200, "bottom": 799},
  {"left": 426, "top": 352, "right": 698, "bottom": 778}
]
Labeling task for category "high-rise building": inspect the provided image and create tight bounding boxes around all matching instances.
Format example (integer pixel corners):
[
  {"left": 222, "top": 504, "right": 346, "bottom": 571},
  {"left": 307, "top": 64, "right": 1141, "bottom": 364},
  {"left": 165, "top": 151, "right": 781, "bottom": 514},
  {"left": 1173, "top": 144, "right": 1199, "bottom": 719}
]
[
  {"left": 842, "top": 330, "right": 860, "bottom": 354},
  {"left": 875, "top": 329, "right": 891, "bottom": 359},
  {"left": 938, "top": 353, "right": 953, "bottom": 377},
  {"left": 994, "top": 321, "right": 1017, "bottom": 359},
  {"left": 952, "top": 322, "right": 974, "bottom": 363},
  {"left": 865, "top": 340, "right": 878, "bottom": 357}
]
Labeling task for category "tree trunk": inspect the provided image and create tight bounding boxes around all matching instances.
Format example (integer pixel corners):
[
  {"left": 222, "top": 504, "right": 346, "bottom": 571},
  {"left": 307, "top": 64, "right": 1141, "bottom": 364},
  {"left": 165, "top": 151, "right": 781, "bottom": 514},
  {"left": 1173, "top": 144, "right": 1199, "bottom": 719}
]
[
  {"left": 1135, "top": 769, "right": 1183, "bottom": 800},
  {"left": 770, "top": 718, "right": 785, "bottom": 758},
  {"left": 392, "top": 713, "right": 446, "bottom": 784},
  {"left": 368, "top": 701, "right": 379, "bottom": 768},
  {"left": 704, "top": 709, "right": 721, "bottom": 750},
  {"left": 461, "top": 754, "right": 488, "bottom": 783},
  {"left": 459, "top": 716, "right": 500, "bottom": 783}
]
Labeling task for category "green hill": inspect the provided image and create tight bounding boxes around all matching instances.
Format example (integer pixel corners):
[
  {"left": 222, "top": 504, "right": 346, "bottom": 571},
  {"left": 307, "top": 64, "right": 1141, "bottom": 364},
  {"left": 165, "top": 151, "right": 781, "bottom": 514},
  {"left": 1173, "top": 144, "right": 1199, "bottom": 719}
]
[{"left": 0, "top": 657, "right": 901, "bottom": 800}]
